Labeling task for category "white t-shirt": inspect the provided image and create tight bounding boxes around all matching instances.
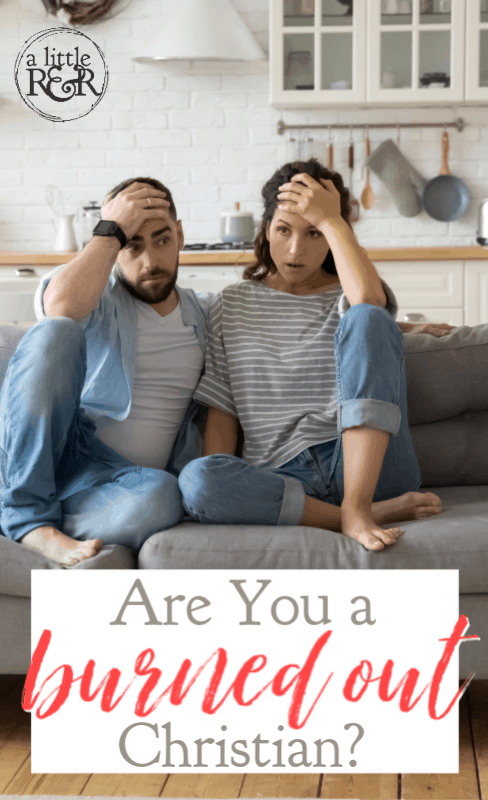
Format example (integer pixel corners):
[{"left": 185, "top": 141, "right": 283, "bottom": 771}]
[{"left": 96, "top": 297, "right": 204, "bottom": 470}]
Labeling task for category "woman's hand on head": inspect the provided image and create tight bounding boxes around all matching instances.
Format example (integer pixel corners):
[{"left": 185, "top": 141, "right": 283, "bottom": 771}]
[{"left": 277, "top": 174, "right": 342, "bottom": 229}]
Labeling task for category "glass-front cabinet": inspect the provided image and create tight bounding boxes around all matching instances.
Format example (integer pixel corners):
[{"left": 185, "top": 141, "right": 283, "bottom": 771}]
[
  {"left": 270, "top": 0, "right": 367, "bottom": 104},
  {"left": 466, "top": 0, "right": 488, "bottom": 100},
  {"left": 270, "top": 0, "right": 468, "bottom": 106},
  {"left": 367, "top": 0, "right": 465, "bottom": 103}
]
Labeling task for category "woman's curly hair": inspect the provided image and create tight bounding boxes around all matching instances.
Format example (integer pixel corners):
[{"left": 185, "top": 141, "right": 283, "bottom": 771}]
[{"left": 243, "top": 157, "right": 352, "bottom": 282}]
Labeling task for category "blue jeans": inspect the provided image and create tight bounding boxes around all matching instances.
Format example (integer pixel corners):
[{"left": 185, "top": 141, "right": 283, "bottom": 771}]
[
  {"left": 179, "top": 304, "right": 422, "bottom": 526},
  {"left": 0, "top": 317, "right": 182, "bottom": 551}
]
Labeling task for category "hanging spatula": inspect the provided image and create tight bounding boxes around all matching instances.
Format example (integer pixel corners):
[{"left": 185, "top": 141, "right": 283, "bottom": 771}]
[
  {"left": 328, "top": 140, "right": 334, "bottom": 171},
  {"left": 348, "top": 140, "right": 360, "bottom": 222}
]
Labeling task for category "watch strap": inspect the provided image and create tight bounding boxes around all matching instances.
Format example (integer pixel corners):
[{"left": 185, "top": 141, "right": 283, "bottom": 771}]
[{"left": 93, "top": 220, "right": 127, "bottom": 249}]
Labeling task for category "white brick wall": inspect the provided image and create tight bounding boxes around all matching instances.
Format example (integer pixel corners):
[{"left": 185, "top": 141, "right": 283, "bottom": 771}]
[{"left": 0, "top": 0, "right": 487, "bottom": 250}]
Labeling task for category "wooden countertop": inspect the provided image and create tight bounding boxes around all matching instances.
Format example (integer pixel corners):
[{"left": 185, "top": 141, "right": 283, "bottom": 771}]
[
  {"left": 1, "top": 246, "right": 488, "bottom": 266},
  {"left": 0, "top": 251, "right": 255, "bottom": 266}
]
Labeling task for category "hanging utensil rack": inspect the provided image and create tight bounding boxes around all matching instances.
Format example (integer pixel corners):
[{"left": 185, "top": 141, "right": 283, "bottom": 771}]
[{"left": 277, "top": 117, "right": 465, "bottom": 135}]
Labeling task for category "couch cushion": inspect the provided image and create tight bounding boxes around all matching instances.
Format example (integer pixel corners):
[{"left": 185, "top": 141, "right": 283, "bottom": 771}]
[
  {"left": 411, "top": 411, "right": 488, "bottom": 486},
  {"left": 404, "top": 324, "right": 488, "bottom": 425},
  {"left": 0, "top": 595, "right": 31, "bottom": 673},
  {"left": 0, "top": 535, "right": 136, "bottom": 598},
  {"left": 138, "top": 485, "right": 488, "bottom": 594},
  {"left": 0, "top": 324, "right": 30, "bottom": 387}
]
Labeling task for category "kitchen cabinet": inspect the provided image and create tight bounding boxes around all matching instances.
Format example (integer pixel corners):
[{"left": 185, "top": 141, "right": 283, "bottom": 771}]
[
  {"left": 270, "top": 0, "right": 367, "bottom": 105},
  {"left": 367, "top": 0, "right": 465, "bottom": 104},
  {"left": 375, "top": 260, "right": 465, "bottom": 324},
  {"left": 177, "top": 266, "right": 245, "bottom": 294},
  {"left": 465, "top": 261, "right": 488, "bottom": 325},
  {"left": 0, "top": 267, "right": 51, "bottom": 327},
  {"left": 270, "top": 0, "right": 468, "bottom": 106},
  {"left": 465, "top": 0, "right": 488, "bottom": 101}
]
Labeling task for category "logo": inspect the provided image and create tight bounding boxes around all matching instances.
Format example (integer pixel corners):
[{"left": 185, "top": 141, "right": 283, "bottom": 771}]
[{"left": 14, "top": 27, "right": 108, "bottom": 122}]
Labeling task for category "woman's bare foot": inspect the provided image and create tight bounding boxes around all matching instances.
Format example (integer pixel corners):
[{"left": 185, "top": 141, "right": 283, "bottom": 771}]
[
  {"left": 341, "top": 504, "right": 403, "bottom": 551},
  {"left": 21, "top": 526, "right": 103, "bottom": 567},
  {"left": 373, "top": 491, "right": 442, "bottom": 526}
]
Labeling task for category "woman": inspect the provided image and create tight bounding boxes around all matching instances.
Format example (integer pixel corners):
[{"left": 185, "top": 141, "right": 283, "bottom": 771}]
[{"left": 179, "top": 158, "right": 452, "bottom": 552}]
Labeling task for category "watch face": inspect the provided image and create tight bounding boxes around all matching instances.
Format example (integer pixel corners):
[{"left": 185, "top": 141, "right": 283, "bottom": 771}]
[{"left": 95, "top": 220, "right": 116, "bottom": 234}]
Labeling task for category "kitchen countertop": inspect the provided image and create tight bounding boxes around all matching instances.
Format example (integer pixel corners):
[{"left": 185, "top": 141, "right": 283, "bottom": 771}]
[{"left": 1, "top": 246, "right": 488, "bottom": 266}]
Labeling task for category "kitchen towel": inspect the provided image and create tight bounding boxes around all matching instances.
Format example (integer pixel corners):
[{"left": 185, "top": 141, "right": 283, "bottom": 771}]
[{"left": 365, "top": 138, "right": 427, "bottom": 217}]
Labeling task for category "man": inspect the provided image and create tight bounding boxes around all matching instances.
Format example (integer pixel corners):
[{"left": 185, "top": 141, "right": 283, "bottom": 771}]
[{"left": 0, "top": 178, "right": 211, "bottom": 567}]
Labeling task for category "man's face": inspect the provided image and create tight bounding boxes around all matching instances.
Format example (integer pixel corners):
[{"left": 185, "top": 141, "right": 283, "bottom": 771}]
[{"left": 116, "top": 214, "right": 184, "bottom": 305}]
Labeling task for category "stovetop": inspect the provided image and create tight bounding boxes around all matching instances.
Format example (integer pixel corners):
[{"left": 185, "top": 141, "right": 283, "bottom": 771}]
[{"left": 183, "top": 242, "right": 255, "bottom": 251}]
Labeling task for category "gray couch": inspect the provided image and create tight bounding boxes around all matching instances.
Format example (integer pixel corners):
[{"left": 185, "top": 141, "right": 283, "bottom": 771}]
[{"left": 1, "top": 323, "right": 487, "bottom": 678}]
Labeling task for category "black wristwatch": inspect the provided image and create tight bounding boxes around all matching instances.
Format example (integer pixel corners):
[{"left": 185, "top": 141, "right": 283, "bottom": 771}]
[{"left": 92, "top": 220, "right": 127, "bottom": 249}]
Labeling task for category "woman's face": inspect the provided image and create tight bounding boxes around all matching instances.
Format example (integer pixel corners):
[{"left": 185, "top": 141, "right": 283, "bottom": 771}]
[{"left": 266, "top": 207, "right": 331, "bottom": 286}]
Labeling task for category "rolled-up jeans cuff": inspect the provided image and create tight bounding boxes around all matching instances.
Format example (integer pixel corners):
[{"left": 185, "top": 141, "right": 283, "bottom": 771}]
[
  {"left": 338, "top": 398, "right": 401, "bottom": 437},
  {"left": 277, "top": 475, "right": 305, "bottom": 526}
]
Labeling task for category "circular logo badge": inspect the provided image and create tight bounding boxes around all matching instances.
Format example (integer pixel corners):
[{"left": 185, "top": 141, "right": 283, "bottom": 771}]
[{"left": 14, "top": 27, "right": 108, "bottom": 122}]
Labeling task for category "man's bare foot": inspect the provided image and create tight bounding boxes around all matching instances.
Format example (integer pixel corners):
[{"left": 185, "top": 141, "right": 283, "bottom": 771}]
[
  {"left": 341, "top": 504, "right": 403, "bottom": 551},
  {"left": 21, "top": 526, "right": 103, "bottom": 567},
  {"left": 373, "top": 491, "right": 442, "bottom": 526}
]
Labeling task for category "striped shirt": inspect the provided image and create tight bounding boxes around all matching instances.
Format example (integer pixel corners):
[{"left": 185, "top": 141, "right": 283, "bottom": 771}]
[{"left": 193, "top": 279, "right": 398, "bottom": 468}]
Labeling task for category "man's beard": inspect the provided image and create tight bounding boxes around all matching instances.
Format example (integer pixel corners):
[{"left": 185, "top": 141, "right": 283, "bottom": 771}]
[{"left": 118, "top": 255, "right": 179, "bottom": 305}]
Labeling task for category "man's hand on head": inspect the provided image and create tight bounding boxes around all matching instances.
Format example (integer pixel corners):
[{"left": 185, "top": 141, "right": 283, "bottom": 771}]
[{"left": 102, "top": 182, "right": 172, "bottom": 242}]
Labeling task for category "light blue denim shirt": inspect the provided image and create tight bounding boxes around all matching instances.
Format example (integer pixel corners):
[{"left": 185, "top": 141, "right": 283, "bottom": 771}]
[{"left": 34, "top": 264, "right": 214, "bottom": 476}]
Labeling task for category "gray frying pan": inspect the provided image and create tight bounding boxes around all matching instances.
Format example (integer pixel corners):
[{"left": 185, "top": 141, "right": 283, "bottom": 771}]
[{"left": 423, "top": 131, "right": 470, "bottom": 221}]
